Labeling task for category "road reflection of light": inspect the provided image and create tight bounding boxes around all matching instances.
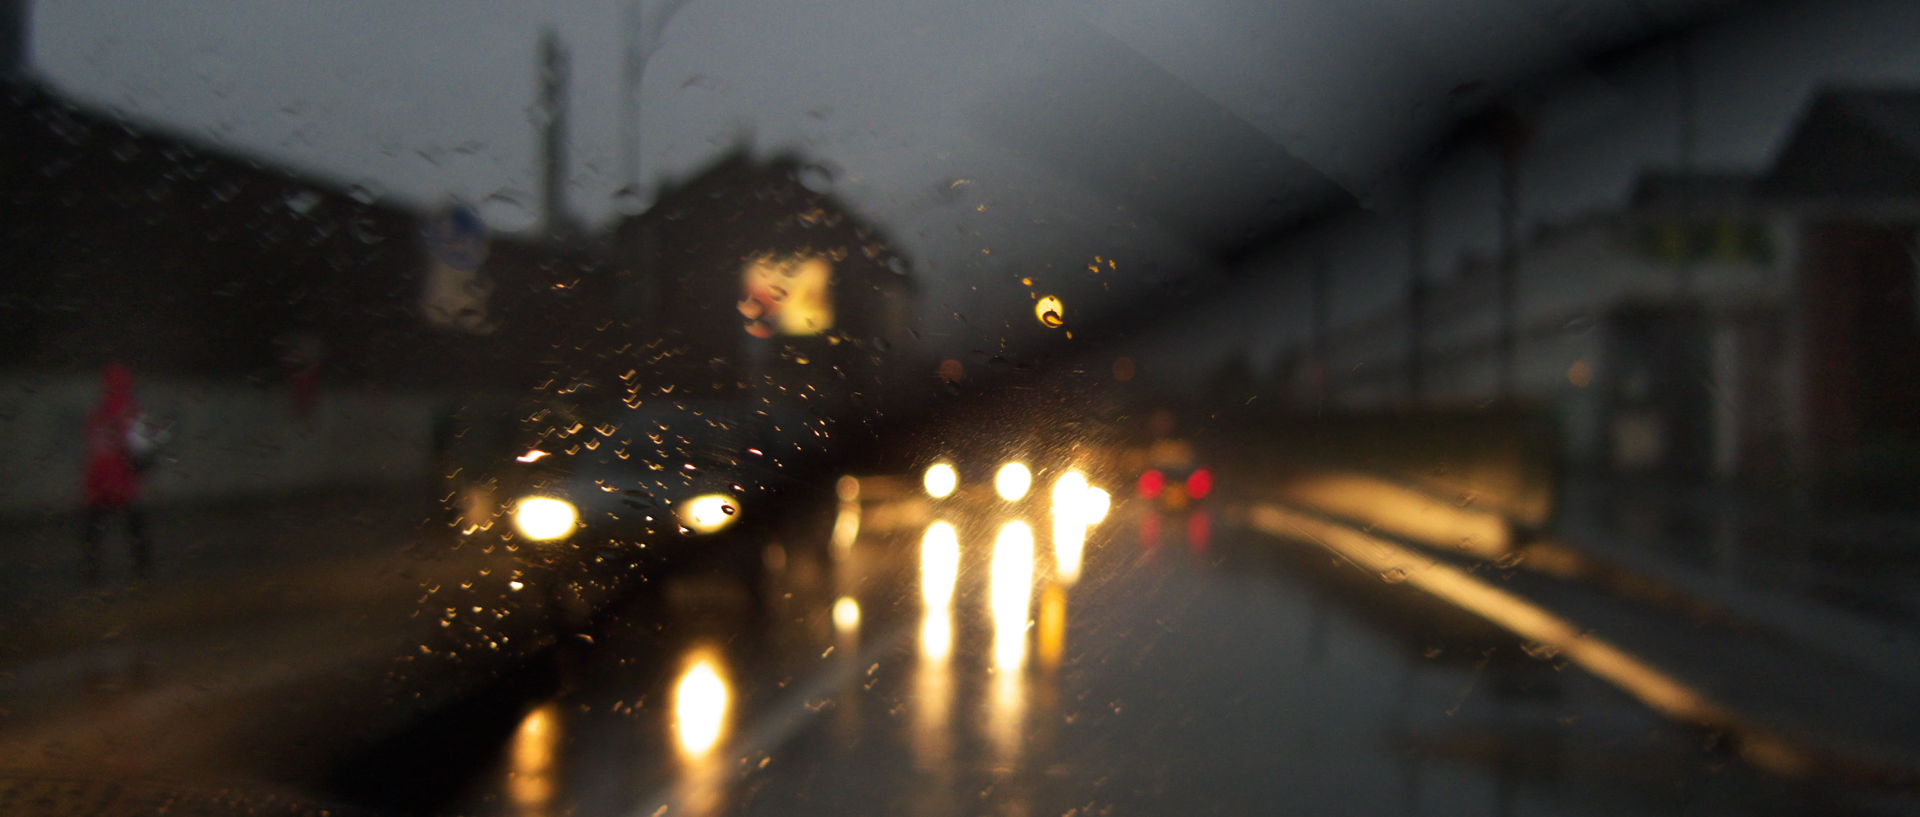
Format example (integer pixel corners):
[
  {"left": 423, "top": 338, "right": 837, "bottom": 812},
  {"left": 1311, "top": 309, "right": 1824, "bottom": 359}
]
[
  {"left": 832, "top": 595, "right": 862, "bottom": 637},
  {"left": 995, "top": 462, "right": 1032, "bottom": 501},
  {"left": 911, "top": 610, "right": 955, "bottom": 768},
  {"left": 990, "top": 520, "right": 1035, "bottom": 670},
  {"left": 915, "top": 520, "right": 956, "bottom": 763},
  {"left": 920, "top": 608, "right": 953, "bottom": 663},
  {"left": 1248, "top": 504, "right": 1822, "bottom": 780},
  {"left": 1140, "top": 510, "right": 1163, "bottom": 550},
  {"left": 1188, "top": 510, "right": 1212, "bottom": 553},
  {"left": 830, "top": 501, "right": 861, "bottom": 556},
  {"left": 1051, "top": 514, "right": 1087, "bottom": 585},
  {"left": 1281, "top": 472, "right": 1511, "bottom": 558},
  {"left": 672, "top": 652, "right": 731, "bottom": 762},
  {"left": 986, "top": 649, "right": 1027, "bottom": 765},
  {"left": 920, "top": 520, "right": 961, "bottom": 609},
  {"left": 923, "top": 462, "right": 958, "bottom": 499},
  {"left": 1037, "top": 582, "right": 1068, "bottom": 671},
  {"left": 508, "top": 702, "right": 560, "bottom": 815}
]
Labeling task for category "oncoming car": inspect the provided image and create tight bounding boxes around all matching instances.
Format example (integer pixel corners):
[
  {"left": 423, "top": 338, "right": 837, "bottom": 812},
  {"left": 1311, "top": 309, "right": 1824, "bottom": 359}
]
[
  {"left": 443, "top": 395, "right": 832, "bottom": 617},
  {"left": 915, "top": 453, "right": 1115, "bottom": 526}
]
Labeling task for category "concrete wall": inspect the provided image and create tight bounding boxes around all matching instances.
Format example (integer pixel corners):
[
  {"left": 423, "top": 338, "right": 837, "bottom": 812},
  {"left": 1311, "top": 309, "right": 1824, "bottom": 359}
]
[
  {"left": 0, "top": 373, "right": 446, "bottom": 515},
  {"left": 1294, "top": 214, "right": 1795, "bottom": 477}
]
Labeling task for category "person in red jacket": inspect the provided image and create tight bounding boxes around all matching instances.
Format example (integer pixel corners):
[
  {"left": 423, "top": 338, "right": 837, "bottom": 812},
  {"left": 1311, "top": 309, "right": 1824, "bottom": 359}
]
[{"left": 82, "top": 363, "right": 153, "bottom": 585}]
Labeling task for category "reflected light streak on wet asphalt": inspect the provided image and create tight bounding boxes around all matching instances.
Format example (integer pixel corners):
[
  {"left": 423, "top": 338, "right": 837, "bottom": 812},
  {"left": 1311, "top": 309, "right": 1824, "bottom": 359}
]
[
  {"left": 507, "top": 703, "right": 560, "bottom": 817},
  {"left": 918, "top": 520, "right": 960, "bottom": 609},
  {"left": 988, "top": 519, "right": 1036, "bottom": 672},
  {"left": 672, "top": 652, "right": 731, "bottom": 762},
  {"left": 435, "top": 476, "right": 1861, "bottom": 817}
]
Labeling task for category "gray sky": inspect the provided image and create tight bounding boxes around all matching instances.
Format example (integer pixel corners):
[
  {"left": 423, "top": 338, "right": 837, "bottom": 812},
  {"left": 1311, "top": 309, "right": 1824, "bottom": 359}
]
[{"left": 27, "top": 0, "right": 1920, "bottom": 362}]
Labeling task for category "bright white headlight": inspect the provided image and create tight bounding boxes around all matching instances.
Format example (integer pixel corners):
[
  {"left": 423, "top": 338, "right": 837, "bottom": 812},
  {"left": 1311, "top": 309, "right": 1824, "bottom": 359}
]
[
  {"left": 995, "top": 462, "right": 1032, "bottom": 501},
  {"left": 923, "top": 462, "right": 959, "bottom": 498},
  {"left": 680, "top": 494, "right": 740, "bottom": 534},
  {"left": 513, "top": 496, "right": 578, "bottom": 541}
]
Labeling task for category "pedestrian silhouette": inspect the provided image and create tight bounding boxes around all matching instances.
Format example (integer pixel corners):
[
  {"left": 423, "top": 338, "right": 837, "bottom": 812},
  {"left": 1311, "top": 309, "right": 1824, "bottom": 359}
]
[{"left": 81, "top": 363, "right": 155, "bottom": 585}]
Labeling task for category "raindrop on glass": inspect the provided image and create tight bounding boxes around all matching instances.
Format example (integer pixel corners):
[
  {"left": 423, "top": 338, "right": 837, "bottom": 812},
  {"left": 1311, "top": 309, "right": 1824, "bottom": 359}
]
[
  {"left": 347, "top": 215, "right": 382, "bottom": 244},
  {"left": 284, "top": 189, "right": 322, "bottom": 215},
  {"left": 347, "top": 180, "right": 382, "bottom": 205},
  {"left": 1035, "top": 295, "right": 1065, "bottom": 329},
  {"left": 611, "top": 183, "right": 651, "bottom": 216},
  {"left": 479, "top": 189, "right": 538, "bottom": 232},
  {"left": 795, "top": 163, "right": 835, "bottom": 193}
]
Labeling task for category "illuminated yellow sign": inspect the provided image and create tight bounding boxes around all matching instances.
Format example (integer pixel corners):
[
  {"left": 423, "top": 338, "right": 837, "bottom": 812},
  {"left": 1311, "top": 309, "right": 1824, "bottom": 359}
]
[{"left": 740, "top": 254, "right": 834, "bottom": 337}]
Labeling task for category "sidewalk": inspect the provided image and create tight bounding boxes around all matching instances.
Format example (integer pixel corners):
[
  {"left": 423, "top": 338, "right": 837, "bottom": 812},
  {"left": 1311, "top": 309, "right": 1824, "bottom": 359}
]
[
  {"left": 0, "top": 486, "right": 540, "bottom": 791},
  {"left": 0, "top": 485, "right": 462, "bottom": 669},
  {"left": 1548, "top": 473, "right": 1920, "bottom": 687},
  {"left": 1245, "top": 469, "right": 1920, "bottom": 793}
]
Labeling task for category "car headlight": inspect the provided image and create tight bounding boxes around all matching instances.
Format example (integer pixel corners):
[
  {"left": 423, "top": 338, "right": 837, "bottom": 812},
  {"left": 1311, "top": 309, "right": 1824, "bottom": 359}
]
[
  {"left": 923, "top": 462, "right": 958, "bottom": 499},
  {"left": 680, "top": 494, "right": 740, "bottom": 534},
  {"left": 995, "top": 461, "right": 1032, "bottom": 501},
  {"left": 513, "top": 496, "right": 578, "bottom": 541},
  {"left": 1083, "top": 487, "right": 1112, "bottom": 524}
]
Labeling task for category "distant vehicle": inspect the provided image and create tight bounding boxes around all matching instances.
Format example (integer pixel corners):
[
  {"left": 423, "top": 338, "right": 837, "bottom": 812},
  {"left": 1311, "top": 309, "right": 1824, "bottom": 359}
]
[
  {"left": 916, "top": 441, "right": 1036, "bottom": 505},
  {"left": 1136, "top": 441, "right": 1213, "bottom": 512},
  {"left": 915, "top": 440, "right": 1117, "bottom": 525},
  {"left": 1132, "top": 410, "right": 1212, "bottom": 511}
]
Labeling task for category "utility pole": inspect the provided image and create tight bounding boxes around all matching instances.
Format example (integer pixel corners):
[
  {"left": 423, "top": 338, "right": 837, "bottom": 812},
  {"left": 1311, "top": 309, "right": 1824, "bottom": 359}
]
[
  {"left": 1477, "top": 102, "right": 1530, "bottom": 399},
  {"left": 1406, "top": 177, "right": 1427, "bottom": 404},
  {"left": 0, "top": 0, "right": 26, "bottom": 80},
  {"left": 1310, "top": 244, "right": 1331, "bottom": 409},
  {"left": 619, "top": 0, "right": 697, "bottom": 201},
  {"left": 1675, "top": 35, "right": 1698, "bottom": 296},
  {"left": 1496, "top": 146, "right": 1517, "bottom": 397},
  {"left": 536, "top": 30, "right": 575, "bottom": 237},
  {"left": 619, "top": 1, "right": 642, "bottom": 197}
]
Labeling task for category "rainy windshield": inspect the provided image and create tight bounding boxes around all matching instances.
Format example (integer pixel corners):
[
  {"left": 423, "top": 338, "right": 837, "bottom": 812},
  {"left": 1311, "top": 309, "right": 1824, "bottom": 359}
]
[{"left": 7, "top": 2, "right": 1920, "bottom": 815}]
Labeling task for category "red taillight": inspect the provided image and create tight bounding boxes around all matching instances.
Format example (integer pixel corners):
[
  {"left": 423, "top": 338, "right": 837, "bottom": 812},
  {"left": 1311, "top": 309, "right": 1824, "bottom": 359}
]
[
  {"left": 1186, "top": 469, "right": 1213, "bottom": 499},
  {"left": 1138, "top": 469, "right": 1165, "bottom": 499}
]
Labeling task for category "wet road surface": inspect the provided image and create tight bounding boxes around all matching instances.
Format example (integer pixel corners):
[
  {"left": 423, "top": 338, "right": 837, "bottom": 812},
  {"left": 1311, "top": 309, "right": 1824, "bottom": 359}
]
[
  {"left": 417, "top": 490, "right": 1887, "bottom": 817},
  {"left": 3, "top": 481, "right": 1913, "bottom": 816}
]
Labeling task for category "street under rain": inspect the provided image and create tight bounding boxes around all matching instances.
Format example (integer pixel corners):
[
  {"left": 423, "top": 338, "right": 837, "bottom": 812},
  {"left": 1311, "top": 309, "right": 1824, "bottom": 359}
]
[{"left": 5, "top": 1, "right": 1920, "bottom": 816}]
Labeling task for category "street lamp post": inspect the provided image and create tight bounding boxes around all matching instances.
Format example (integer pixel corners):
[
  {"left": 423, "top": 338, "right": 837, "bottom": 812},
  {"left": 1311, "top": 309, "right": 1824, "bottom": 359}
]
[
  {"left": 621, "top": 0, "right": 698, "bottom": 201},
  {"left": 1477, "top": 103, "right": 1530, "bottom": 399}
]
